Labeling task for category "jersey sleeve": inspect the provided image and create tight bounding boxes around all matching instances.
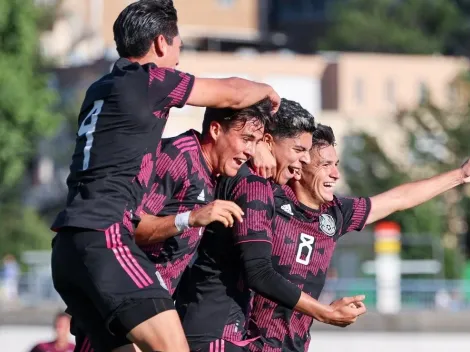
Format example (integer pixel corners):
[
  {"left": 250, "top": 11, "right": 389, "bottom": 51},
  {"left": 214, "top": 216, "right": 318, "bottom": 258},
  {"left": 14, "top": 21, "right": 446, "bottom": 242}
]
[
  {"left": 229, "top": 175, "right": 275, "bottom": 245},
  {"left": 337, "top": 197, "right": 372, "bottom": 235},
  {"left": 148, "top": 66, "right": 195, "bottom": 110},
  {"left": 142, "top": 151, "right": 187, "bottom": 216}
]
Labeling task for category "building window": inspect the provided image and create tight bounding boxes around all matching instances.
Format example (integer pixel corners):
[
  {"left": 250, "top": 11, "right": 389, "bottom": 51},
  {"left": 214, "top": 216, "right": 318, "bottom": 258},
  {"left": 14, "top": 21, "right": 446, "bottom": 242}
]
[
  {"left": 218, "top": 0, "right": 235, "bottom": 7},
  {"left": 385, "top": 79, "right": 395, "bottom": 104},
  {"left": 354, "top": 78, "right": 364, "bottom": 105}
]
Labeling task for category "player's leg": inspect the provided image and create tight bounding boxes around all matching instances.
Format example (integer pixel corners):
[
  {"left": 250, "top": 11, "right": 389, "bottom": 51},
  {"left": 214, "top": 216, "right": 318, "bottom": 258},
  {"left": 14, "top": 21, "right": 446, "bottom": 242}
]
[
  {"left": 71, "top": 318, "right": 143, "bottom": 352},
  {"left": 52, "top": 225, "right": 188, "bottom": 352},
  {"left": 115, "top": 307, "right": 188, "bottom": 352},
  {"left": 192, "top": 339, "right": 248, "bottom": 352}
]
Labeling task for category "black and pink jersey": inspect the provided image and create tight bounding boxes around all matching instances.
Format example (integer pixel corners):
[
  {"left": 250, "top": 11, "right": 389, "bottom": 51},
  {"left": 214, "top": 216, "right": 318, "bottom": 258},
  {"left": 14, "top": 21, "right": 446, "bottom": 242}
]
[
  {"left": 52, "top": 58, "right": 194, "bottom": 234},
  {"left": 176, "top": 164, "right": 276, "bottom": 349},
  {"left": 139, "top": 130, "right": 216, "bottom": 295},
  {"left": 29, "top": 341, "right": 74, "bottom": 352},
  {"left": 248, "top": 185, "right": 371, "bottom": 352}
]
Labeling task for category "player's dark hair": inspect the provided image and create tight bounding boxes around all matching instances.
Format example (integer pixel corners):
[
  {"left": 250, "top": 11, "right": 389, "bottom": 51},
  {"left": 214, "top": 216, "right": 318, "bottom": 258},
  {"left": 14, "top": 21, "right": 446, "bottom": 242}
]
[
  {"left": 265, "top": 98, "right": 316, "bottom": 139},
  {"left": 311, "top": 124, "right": 336, "bottom": 149},
  {"left": 113, "top": 0, "right": 179, "bottom": 58},
  {"left": 202, "top": 98, "right": 272, "bottom": 136}
]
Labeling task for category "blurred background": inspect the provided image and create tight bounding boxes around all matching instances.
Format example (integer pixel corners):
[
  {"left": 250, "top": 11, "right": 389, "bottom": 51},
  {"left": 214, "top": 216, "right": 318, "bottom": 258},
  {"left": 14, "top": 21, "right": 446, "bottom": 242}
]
[{"left": 1, "top": 0, "right": 470, "bottom": 351}]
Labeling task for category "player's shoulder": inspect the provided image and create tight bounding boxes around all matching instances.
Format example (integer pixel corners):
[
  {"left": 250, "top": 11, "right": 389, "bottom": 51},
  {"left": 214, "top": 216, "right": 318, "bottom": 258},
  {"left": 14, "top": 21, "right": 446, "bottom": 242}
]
[
  {"left": 223, "top": 164, "right": 271, "bottom": 189},
  {"left": 217, "top": 164, "right": 272, "bottom": 200},
  {"left": 84, "top": 59, "right": 149, "bottom": 101},
  {"left": 327, "top": 195, "right": 371, "bottom": 212},
  {"left": 160, "top": 130, "right": 200, "bottom": 158}
]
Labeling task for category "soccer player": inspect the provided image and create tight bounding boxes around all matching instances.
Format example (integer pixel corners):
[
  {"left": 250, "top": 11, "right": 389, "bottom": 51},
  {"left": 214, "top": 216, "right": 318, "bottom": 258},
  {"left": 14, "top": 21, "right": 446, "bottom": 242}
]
[
  {"left": 176, "top": 100, "right": 366, "bottom": 352},
  {"left": 135, "top": 100, "right": 271, "bottom": 296},
  {"left": 29, "top": 313, "right": 74, "bottom": 352},
  {"left": 247, "top": 124, "right": 470, "bottom": 352},
  {"left": 72, "top": 100, "right": 272, "bottom": 352},
  {"left": 50, "top": 1, "right": 280, "bottom": 351}
]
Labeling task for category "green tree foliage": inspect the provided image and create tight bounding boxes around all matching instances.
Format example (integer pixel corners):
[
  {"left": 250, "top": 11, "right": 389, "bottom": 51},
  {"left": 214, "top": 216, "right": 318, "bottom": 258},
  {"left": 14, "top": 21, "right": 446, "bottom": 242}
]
[
  {"left": 341, "top": 99, "right": 470, "bottom": 278},
  {"left": 0, "top": 0, "right": 61, "bottom": 259},
  {"left": 320, "top": 0, "right": 463, "bottom": 54},
  {"left": 0, "top": 0, "right": 59, "bottom": 190}
]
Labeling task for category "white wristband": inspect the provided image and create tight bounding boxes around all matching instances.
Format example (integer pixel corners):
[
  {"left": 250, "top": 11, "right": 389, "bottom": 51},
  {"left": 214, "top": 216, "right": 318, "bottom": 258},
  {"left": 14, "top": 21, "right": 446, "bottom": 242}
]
[{"left": 175, "top": 211, "right": 191, "bottom": 232}]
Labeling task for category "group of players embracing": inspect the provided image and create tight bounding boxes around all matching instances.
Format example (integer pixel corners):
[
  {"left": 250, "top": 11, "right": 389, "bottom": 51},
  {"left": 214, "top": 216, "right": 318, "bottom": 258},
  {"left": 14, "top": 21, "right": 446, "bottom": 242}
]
[{"left": 50, "top": 1, "right": 470, "bottom": 352}]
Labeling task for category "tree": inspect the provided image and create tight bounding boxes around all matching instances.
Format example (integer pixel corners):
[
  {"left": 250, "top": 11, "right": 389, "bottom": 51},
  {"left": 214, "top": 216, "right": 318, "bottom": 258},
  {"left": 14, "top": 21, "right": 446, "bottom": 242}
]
[
  {"left": 341, "top": 98, "right": 470, "bottom": 278},
  {"left": 0, "top": 0, "right": 59, "bottom": 190},
  {"left": 320, "top": 0, "right": 464, "bottom": 54},
  {"left": 0, "top": 0, "right": 61, "bottom": 257}
]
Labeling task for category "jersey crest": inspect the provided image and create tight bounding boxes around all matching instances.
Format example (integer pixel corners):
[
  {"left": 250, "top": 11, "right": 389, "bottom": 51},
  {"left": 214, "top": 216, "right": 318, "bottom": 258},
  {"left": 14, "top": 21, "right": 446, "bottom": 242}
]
[{"left": 319, "top": 213, "right": 336, "bottom": 236}]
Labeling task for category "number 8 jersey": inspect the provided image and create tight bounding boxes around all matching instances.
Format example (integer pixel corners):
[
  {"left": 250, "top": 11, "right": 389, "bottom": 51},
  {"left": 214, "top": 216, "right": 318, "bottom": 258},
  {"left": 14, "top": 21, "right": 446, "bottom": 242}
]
[
  {"left": 52, "top": 58, "right": 194, "bottom": 232},
  {"left": 248, "top": 185, "right": 371, "bottom": 352}
]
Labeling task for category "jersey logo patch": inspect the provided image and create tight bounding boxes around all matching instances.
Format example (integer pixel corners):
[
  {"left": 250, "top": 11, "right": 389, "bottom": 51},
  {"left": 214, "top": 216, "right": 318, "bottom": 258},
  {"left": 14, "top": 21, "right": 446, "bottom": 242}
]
[
  {"left": 281, "top": 204, "right": 293, "bottom": 216},
  {"left": 319, "top": 214, "right": 336, "bottom": 236},
  {"left": 197, "top": 189, "right": 205, "bottom": 201}
]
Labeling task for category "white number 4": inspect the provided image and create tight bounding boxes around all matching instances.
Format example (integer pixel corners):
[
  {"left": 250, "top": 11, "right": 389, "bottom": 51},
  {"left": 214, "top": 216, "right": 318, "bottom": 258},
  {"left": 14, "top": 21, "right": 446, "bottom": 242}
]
[
  {"left": 77, "top": 100, "right": 103, "bottom": 170},
  {"left": 296, "top": 233, "right": 315, "bottom": 265}
]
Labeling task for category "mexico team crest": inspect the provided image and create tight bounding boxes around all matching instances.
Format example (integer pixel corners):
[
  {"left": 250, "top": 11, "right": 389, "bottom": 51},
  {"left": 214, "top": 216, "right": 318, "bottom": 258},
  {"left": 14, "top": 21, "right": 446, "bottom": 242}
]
[{"left": 319, "top": 214, "right": 336, "bottom": 236}]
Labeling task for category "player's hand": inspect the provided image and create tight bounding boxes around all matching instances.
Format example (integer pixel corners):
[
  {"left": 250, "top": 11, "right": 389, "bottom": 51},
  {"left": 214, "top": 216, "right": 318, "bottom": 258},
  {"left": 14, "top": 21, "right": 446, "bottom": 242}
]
[
  {"left": 321, "top": 295, "right": 367, "bottom": 327},
  {"left": 251, "top": 141, "right": 276, "bottom": 179},
  {"left": 267, "top": 87, "right": 281, "bottom": 114},
  {"left": 461, "top": 158, "right": 470, "bottom": 183},
  {"left": 189, "top": 200, "right": 244, "bottom": 228}
]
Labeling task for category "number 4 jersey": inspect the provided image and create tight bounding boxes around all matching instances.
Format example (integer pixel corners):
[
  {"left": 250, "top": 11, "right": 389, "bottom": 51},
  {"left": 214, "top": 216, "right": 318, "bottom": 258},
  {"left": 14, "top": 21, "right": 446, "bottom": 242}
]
[
  {"left": 52, "top": 58, "right": 194, "bottom": 232},
  {"left": 248, "top": 185, "right": 371, "bottom": 352}
]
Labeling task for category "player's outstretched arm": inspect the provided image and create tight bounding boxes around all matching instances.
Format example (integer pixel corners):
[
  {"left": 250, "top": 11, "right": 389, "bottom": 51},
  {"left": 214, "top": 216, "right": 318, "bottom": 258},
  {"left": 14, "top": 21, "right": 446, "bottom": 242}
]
[
  {"left": 135, "top": 200, "right": 244, "bottom": 245},
  {"left": 366, "top": 158, "right": 470, "bottom": 225},
  {"left": 239, "top": 241, "right": 366, "bottom": 327},
  {"left": 186, "top": 77, "right": 280, "bottom": 113}
]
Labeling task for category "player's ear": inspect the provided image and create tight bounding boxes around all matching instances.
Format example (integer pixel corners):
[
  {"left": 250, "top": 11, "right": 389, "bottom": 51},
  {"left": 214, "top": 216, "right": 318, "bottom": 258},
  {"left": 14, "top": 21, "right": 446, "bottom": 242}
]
[
  {"left": 209, "top": 121, "right": 222, "bottom": 142},
  {"left": 154, "top": 35, "right": 168, "bottom": 57},
  {"left": 263, "top": 133, "right": 274, "bottom": 150}
]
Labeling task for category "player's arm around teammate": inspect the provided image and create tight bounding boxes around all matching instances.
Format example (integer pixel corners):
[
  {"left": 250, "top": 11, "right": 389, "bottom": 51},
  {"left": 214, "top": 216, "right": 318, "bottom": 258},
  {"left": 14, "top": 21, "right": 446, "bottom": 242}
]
[{"left": 135, "top": 200, "right": 244, "bottom": 244}]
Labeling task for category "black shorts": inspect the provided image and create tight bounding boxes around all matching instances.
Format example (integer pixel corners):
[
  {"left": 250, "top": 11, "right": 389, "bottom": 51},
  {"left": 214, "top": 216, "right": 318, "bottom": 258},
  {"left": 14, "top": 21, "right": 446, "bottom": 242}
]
[
  {"left": 52, "top": 226, "right": 174, "bottom": 351},
  {"left": 192, "top": 339, "right": 247, "bottom": 352}
]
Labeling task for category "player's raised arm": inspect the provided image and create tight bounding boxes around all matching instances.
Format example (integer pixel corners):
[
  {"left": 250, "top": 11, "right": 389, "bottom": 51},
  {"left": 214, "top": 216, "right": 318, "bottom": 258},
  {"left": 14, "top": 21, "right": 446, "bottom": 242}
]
[
  {"left": 186, "top": 77, "right": 280, "bottom": 113},
  {"left": 366, "top": 158, "right": 470, "bottom": 225}
]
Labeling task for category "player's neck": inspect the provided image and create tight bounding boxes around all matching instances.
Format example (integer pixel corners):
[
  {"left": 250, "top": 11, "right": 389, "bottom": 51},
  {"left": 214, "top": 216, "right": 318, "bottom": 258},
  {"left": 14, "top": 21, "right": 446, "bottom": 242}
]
[
  {"left": 54, "top": 337, "right": 69, "bottom": 350},
  {"left": 291, "top": 182, "right": 321, "bottom": 210},
  {"left": 200, "top": 140, "right": 216, "bottom": 175},
  {"left": 126, "top": 53, "right": 164, "bottom": 67}
]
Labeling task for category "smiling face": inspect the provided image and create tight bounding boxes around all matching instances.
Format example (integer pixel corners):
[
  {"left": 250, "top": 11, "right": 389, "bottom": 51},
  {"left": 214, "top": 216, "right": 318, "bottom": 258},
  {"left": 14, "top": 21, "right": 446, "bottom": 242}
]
[
  {"left": 210, "top": 120, "right": 265, "bottom": 177},
  {"left": 300, "top": 144, "right": 340, "bottom": 204},
  {"left": 265, "top": 132, "right": 313, "bottom": 185}
]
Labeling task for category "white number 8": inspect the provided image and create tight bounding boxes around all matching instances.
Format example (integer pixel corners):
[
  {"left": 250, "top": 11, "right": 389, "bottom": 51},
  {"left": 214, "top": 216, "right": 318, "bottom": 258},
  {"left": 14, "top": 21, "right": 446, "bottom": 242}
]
[
  {"left": 296, "top": 233, "right": 315, "bottom": 265},
  {"left": 77, "top": 100, "right": 103, "bottom": 170}
]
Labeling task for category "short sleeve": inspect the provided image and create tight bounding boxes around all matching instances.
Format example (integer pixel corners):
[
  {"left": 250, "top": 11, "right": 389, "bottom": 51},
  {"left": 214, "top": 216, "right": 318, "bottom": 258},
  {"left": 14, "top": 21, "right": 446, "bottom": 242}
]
[
  {"left": 337, "top": 197, "right": 372, "bottom": 235},
  {"left": 147, "top": 66, "right": 195, "bottom": 111}
]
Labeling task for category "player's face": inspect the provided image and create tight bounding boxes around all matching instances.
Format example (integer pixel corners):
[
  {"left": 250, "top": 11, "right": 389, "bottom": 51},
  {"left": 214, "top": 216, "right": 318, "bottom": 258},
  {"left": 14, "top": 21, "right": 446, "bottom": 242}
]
[
  {"left": 55, "top": 316, "right": 71, "bottom": 340},
  {"left": 302, "top": 145, "right": 340, "bottom": 203},
  {"left": 269, "top": 132, "right": 313, "bottom": 185},
  {"left": 213, "top": 120, "right": 265, "bottom": 176},
  {"left": 157, "top": 34, "right": 182, "bottom": 68}
]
